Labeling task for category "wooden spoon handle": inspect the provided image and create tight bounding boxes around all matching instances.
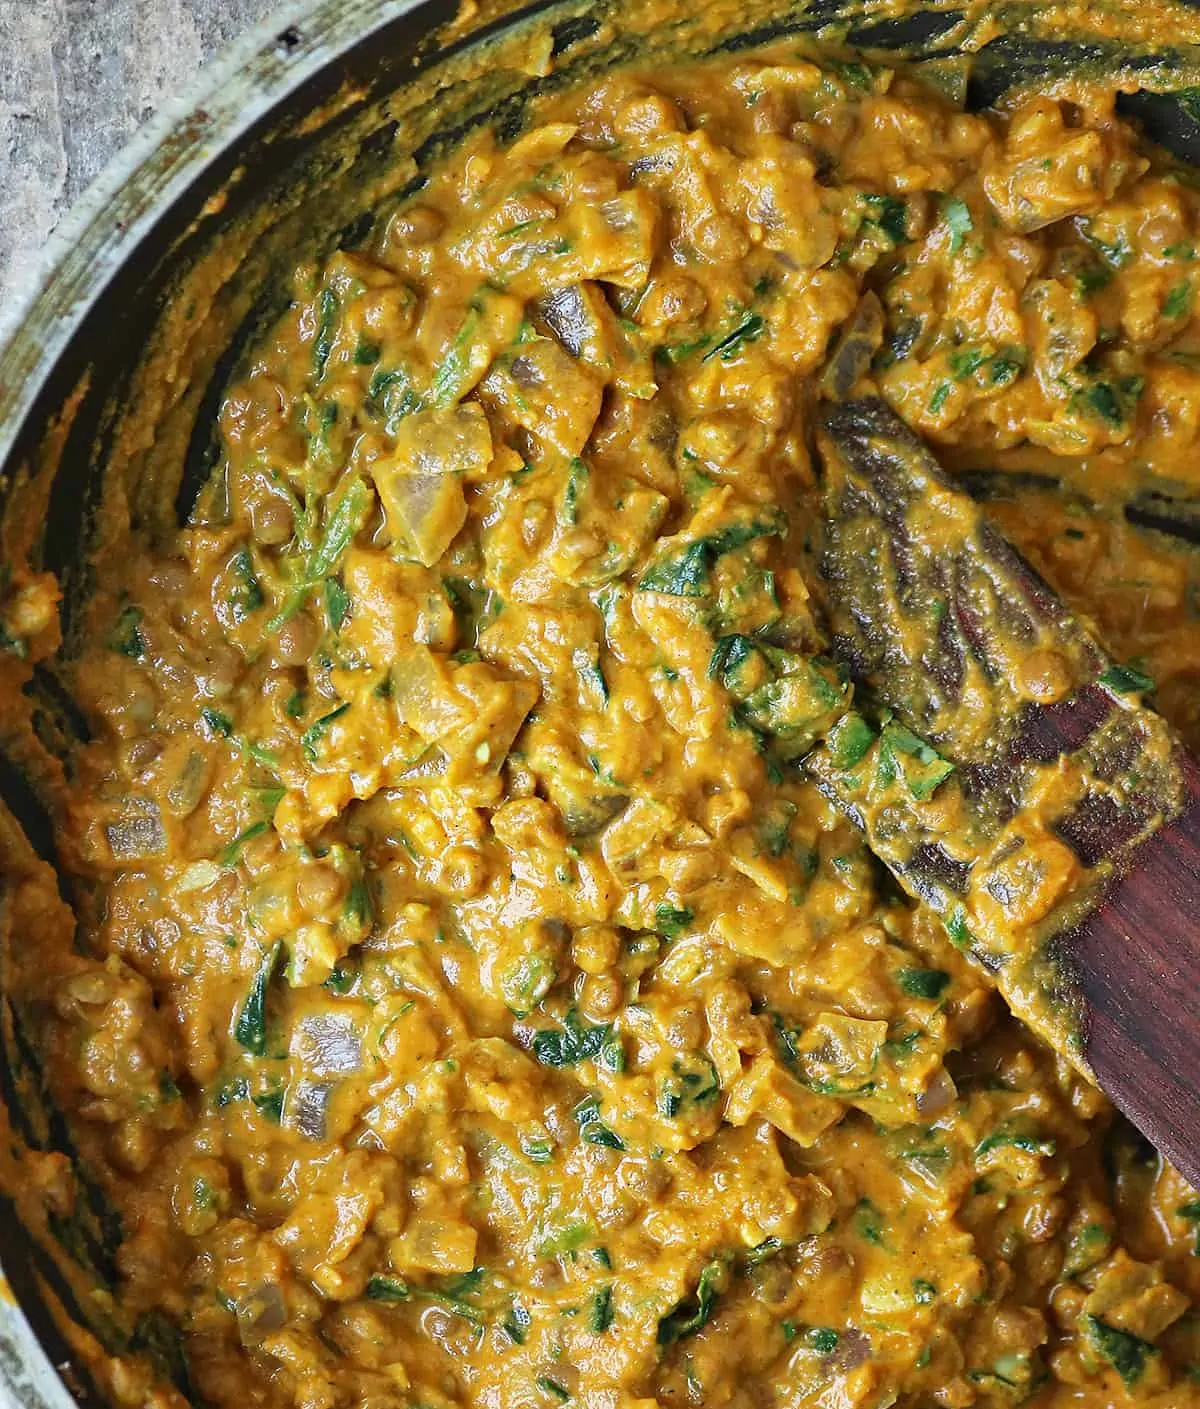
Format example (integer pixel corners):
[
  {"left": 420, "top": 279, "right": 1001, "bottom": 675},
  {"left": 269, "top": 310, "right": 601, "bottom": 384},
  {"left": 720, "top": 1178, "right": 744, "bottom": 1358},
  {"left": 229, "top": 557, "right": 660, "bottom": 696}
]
[{"left": 1071, "top": 749, "right": 1200, "bottom": 1187}]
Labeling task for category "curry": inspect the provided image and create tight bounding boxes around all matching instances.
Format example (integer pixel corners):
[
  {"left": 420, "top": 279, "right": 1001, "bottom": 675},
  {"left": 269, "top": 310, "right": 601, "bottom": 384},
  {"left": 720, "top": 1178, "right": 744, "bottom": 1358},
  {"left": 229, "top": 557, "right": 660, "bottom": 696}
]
[{"left": 6, "top": 37, "right": 1200, "bottom": 1409}]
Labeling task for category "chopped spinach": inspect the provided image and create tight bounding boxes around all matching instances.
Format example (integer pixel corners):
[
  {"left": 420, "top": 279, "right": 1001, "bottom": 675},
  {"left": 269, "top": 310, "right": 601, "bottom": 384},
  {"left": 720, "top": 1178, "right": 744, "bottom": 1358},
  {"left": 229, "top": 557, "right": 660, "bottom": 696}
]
[
  {"left": 302, "top": 702, "right": 351, "bottom": 762},
  {"left": 429, "top": 295, "right": 486, "bottom": 407},
  {"left": 388, "top": 1268, "right": 487, "bottom": 1323},
  {"left": 638, "top": 540, "right": 712, "bottom": 597},
  {"left": 1164, "top": 280, "right": 1193, "bottom": 320},
  {"left": 503, "top": 1300, "right": 532, "bottom": 1344},
  {"left": 941, "top": 195, "right": 973, "bottom": 253},
  {"left": 1085, "top": 1315, "right": 1155, "bottom": 1388},
  {"left": 573, "top": 1096, "right": 625, "bottom": 1150},
  {"left": 588, "top": 1285, "right": 615, "bottom": 1333},
  {"left": 309, "top": 478, "right": 373, "bottom": 582},
  {"left": 443, "top": 575, "right": 504, "bottom": 648},
  {"left": 975, "top": 1123, "right": 1056, "bottom": 1158},
  {"left": 655, "top": 904, "right": 694, "bottom": 938},
  {"left": 707, "top": 513, "right": 787, "bottom": 558},
  {"left": 312, "top": 287, "right": 340, "bottom": 382},
  {"left": 366, "top": 1275, "right": 411, "bottom": 1304},
  {"left": 659, "top": 1054, "right": 720, "bottom": 1117},
  {"left": 1072, "top": 376, "right": 1144, "bottom": 429},
  {"left": 944, "top": 905, "right": 974, "bottom": 952},
  {"left": 108, "top": 604, "right": 147, "bottom": 660},
  {"left": 948, "top": 344, "right": 1026, "bottom": 386},
  {"left": 989, "top": 347, "right": 1027, "bottom": 385},
  {"left": 324, "top": 954, "right": 360, "bottom": 996},
  {"left": 251, "top": 1086, "right": 285, "bottom": 1124},
  {"left": 219, "top": 821, "right": 269, "bottom": 869},
  {"left": 213, "top": 1075, "right": 249, "bottom": 1109},
  {"left": 853, "top": 1198, "right": 885, "bottom": 1246},
  {"left": 532, "top": 1009, "right": 622, "bottom": 1070},
  {"left": 343, "top": 875, "right": 373, "bottom": 933},
  {"left": 228, "top": 547, "right": 264, "bottom": 622},
  {"left": 1063, "top": 1222, "right": 1113, "bottom": 1276},
  {"left": 658, "top": 1257, "right": 729, "bottom": 1345},
  {"left": 202, "top": 707, "right": 234, "bottom": 738},
  {"left": 928, "top": 381, "right": 952, "bottom": 415},
  {"left": 897, "top": 967, "right": 950, "bottom": 1000},
  {"left": 701, "top": 312, "right": 766, "bottom": 363},
  {"left": 520, "top": 1133, "right": 555, "bottom": 1164},
  {"left": 539, "top": 1220, "right": 594, "bottom": 1258},
  {"left": 562, "top": 457, "right": 589, "bottom": 526},
  {"left": 829, "top": 59, "right": 872, "bottom": 90},
  {"left": 877, "top": 722, "right": 954, "bottom": 800},
  {"left": 735, "top": 652, "right": 847, "bottom": 748},
  {"left": 234, "top": 941, "right": 283, "bottom": 1056},
  {"left": 758, "top": 799, "right": 797, "bottom": 858},
  {"left": 744, "top": 1237, "right": 784, "bottom": 1267},
  {"left": 655, "top": 332, "right": 714, "bottom": 365},
  {"left": 1075, "top": 263, "right": 1113, "bottom": 297},
  {"left": 826, "top": 712, "right": 875, "bottom": 769},
  {"left": 708, "top": 633, "right": 757, "bottom": 683},
  {"left": 638, "top": 512, "right": 784, "bottom": 597},
  {"left": 1082, "top": 223, "right": 1132, "bottom": 270},
  {"left": 324, "top": 578, "right": 351, "bottom": 631},
  {"left": 861, "top": 192, "right": 908, "bottom": 245},
  {"left": 1099, "top": 662, "right": 1154, "bottom": 694},
  {"left": 948, "top": 346, "right": 989, "bottom": 380},
  {"left": 366, "top": 365, "right": 420, "bottom": 427}
]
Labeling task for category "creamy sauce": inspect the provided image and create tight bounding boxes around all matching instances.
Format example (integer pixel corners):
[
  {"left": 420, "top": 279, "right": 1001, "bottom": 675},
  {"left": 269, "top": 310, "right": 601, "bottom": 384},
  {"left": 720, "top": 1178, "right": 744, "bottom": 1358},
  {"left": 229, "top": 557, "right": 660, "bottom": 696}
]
[{"left": 6, "top": 43, "right": 1200, "bottom": 1409}]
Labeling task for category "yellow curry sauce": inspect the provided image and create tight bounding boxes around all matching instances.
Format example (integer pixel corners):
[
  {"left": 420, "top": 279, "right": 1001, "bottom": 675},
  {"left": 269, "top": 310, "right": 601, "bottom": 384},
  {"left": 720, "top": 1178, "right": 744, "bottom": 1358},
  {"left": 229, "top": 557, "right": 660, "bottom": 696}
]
[{"left": 8, "top": 43, "right": 1200, "bottom": 1409}]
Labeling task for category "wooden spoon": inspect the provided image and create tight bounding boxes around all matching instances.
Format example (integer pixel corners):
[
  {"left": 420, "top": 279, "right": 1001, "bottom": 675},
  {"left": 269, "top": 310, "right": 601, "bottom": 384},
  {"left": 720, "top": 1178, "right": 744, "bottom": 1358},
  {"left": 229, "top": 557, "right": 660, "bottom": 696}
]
[{"left": 811, "top": 396, "right": 1200, "bottom": 1188}]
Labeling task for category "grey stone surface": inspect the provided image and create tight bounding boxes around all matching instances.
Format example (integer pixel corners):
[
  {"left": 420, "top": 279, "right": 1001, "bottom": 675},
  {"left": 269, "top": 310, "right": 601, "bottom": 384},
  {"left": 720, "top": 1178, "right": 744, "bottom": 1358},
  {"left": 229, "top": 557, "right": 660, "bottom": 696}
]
[{"left": 0, "top": 0, "right": 283, "bottom": 327}]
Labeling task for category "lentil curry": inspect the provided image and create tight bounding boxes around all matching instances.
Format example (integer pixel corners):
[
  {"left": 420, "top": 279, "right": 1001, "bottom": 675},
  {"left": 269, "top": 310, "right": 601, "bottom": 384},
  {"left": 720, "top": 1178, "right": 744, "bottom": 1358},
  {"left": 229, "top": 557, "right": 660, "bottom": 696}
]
[{"left": 6, "top": 35, "right": 1200, "bottom": 1409}]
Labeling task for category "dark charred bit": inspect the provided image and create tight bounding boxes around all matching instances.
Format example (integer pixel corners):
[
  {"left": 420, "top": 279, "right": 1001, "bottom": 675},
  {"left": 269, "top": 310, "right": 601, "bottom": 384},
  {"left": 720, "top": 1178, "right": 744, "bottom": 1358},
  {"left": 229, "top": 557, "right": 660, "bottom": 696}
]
[
  {"left": 925, "top": 620, "right": 965, "bottom": 701},
  {"left": 1011, "top": 687, "right": 1113, "bottom": 765},
  {"left": 903, "top": 842, "right": 973, "bottom": 900},
  {"left": 1088, "top": 717, "right": 1151, "bottom": 784},
  {"left": 957, "top": 467, "right": 1063, "bottom": 502},
  {"left": 949, "top": 588, "right": 996, "bottom": 685},
  {"left": 958, "top": 761, "right": 1022, "bottom": 821},
  {"left": 1055, "top": 791, "right": 1158, "bottom": 868},
  {"left": 977, "top": 519, "right": 1080, "bottom": 635},
  {"left": 1126, "top": 488, "right": 1200, "bottom": 547}
]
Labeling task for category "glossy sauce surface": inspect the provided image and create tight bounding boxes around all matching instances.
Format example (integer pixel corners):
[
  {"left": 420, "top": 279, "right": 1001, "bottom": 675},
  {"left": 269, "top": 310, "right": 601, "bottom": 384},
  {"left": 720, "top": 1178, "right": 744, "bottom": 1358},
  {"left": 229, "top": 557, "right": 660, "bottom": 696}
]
[{"left": 11, "top": 45, "right": 1200, "bottom": 1409}]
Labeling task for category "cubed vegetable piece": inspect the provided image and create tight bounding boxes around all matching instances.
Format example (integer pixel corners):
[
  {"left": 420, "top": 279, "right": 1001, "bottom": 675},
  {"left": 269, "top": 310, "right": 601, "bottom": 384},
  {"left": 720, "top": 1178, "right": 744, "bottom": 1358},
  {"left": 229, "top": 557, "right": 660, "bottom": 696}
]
[
  {"left": 983, "top": 121, "right": 1131, "bottom": 233},
  {"left": 539, "top": 281, "right": 657, "bottom": 398},
  {"left": 391, "top": 404, "right": 495, "bottom": 480},
  {"left": 561, "top": 189, "right": 661, "bottom": 289},
  {"left": 479, "top": 338, "right": 603, "bottom": 459},
  {"left": 390, "top": 645, "right": 538, "bottom": 781},
  {"left": 376, "top": 473, "right": 468, "bottom": 568},
  {"left": 428, "top": 286, "right": 526, "bottom": 407}
]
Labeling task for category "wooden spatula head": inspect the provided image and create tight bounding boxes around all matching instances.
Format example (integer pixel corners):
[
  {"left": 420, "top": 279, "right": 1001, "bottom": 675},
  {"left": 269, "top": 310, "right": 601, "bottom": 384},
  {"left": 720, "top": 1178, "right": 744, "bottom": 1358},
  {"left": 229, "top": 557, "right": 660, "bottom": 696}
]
[{"left": 811, "top": 396, "right": 1200, "bottom": 1187}]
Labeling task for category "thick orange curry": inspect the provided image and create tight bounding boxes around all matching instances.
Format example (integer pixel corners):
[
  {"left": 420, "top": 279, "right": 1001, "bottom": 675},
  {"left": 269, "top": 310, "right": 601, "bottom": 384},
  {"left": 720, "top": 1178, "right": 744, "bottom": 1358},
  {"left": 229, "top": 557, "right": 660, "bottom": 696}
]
[{"left": 5, "top": 39, "right": 1200, "bottom": 1409}]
